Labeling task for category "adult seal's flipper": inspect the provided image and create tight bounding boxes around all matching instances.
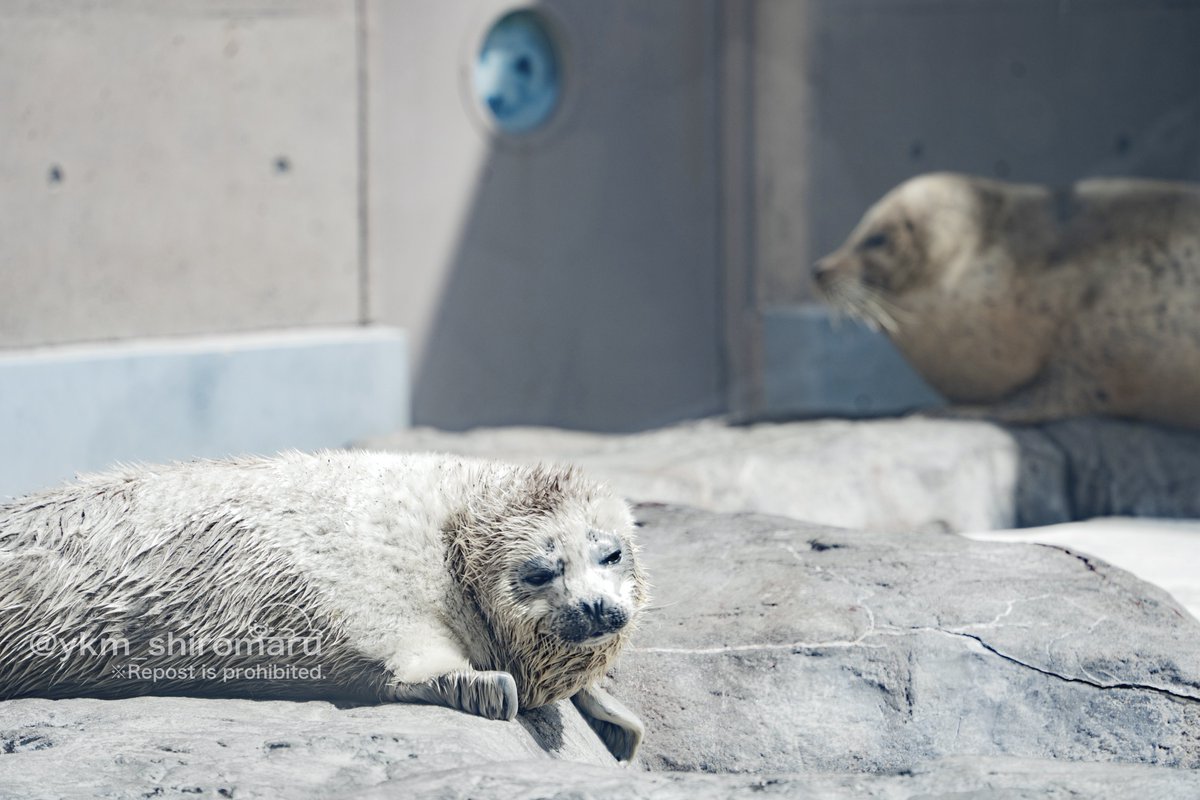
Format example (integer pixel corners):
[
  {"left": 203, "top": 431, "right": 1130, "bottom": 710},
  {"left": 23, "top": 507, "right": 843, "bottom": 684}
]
[{"left": 571, "top": 684, "right": 644, "bottom": 762}]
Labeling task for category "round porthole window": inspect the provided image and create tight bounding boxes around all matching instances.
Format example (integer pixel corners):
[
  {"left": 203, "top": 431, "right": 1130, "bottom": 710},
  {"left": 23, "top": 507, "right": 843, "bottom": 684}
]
[{"left": 472, "top": 10, "right": 562, "bottom": 135}]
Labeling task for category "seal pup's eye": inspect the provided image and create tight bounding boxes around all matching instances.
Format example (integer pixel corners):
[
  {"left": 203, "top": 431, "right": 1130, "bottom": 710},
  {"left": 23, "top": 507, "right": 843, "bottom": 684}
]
[
  {"left": 600, "top": 550, "right": 622, "bottom": 566},
  {"left": 524, "top": 570, "right": 557, "bottom": 587},
  {"left": 519, "top": 557, "right": 562, "bottom": 588},
  {"left": 860, "top": 232, "right": 889, "bottom": 250}
]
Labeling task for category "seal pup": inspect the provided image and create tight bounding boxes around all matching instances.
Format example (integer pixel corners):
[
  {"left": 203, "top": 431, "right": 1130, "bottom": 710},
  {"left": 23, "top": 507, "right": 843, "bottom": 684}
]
[
  {"left": 0, "top": 452, "right": 649, "bottom": 761},
  {"left": 813, "top": 172, "right": 1200, "bottom": 428}
]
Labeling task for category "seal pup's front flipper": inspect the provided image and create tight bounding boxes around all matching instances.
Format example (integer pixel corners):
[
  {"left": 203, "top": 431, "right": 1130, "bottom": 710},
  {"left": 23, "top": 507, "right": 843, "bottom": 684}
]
[
  {"left": 390, "top": 669, "right": 518, "bottom": 721},
  {"left": 571, "top": 684, "right": 644, "bottom": 762}
]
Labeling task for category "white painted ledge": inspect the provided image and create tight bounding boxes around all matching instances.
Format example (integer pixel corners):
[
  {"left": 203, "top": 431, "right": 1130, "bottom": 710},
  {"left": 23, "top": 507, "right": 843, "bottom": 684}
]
[{"left": 0, "top": 326, "right": 408, "bottom": 499}]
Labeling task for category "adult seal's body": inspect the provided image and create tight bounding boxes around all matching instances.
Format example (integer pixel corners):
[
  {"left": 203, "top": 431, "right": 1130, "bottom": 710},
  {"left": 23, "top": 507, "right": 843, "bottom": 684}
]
[
  {"left": 0, "top": 452, "right": 649, "bottom": 761},
  {"left": 813, "top": 172, "right": 1200, "bottom": 428}
]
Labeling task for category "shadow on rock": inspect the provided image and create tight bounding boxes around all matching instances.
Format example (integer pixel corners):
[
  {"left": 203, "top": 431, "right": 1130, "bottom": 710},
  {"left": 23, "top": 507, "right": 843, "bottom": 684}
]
[
  {"left": 517, "top": 702, "right": 565, "bottom": 754},
  {"left": 1010, "top": 417, "right": 1200, "bottom": 526}
]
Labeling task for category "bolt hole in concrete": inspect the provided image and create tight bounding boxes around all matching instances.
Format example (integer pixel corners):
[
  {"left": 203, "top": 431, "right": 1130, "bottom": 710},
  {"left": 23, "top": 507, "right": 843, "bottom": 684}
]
[
  {"left": 274, "top": 156, "right": 290, "bottom": 174},
  {"left": 472, "top": 10, "right": 561, "bottom": 134},
  {"left": 47, "top": 164, "right": 63, "bottom": 184}
]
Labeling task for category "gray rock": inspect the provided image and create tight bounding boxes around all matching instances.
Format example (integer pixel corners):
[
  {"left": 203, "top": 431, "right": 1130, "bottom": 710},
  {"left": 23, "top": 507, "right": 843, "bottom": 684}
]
[
  {"left": 2, "top": 504, "right": 1199, "bottom": 797},
  {"left": 613, "top": 504, "right": 1200, "bottom": 774},
  {"left": 0, "top": 696, "right": 613, "bottom": 798},
  {"left": 1013, "top": 418, "right": 1200, "bottom": 526},
  {"left": 365, "top": 418, "right": 1024, "bottom": 532},
  {"left": 364, "top": 416, "right": 1200, "bottom": 532},
  {"left": 5, "top": 701, "right": 1198, "bottom": 799},
  {"left": 353, "top": 757, "right": 1200, "bottom": 799}
]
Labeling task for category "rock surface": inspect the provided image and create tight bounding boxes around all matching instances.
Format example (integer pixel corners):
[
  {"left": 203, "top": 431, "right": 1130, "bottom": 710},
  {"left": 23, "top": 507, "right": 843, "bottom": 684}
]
[
  {"left": 365, "top": 416, "right": 1200, "bottom": 532},
  {"left": 615, "top": 504, "right": 1200, "bottom": 773},
  {"left": 1010, "top": 418, "right": 1200, "bottom": 524},
  {"left": 368, "top": 417, "right": 1020, "bottom": 532},
  {"left": 0, "top": 695, "right": 613, "bottom": 798},
  {"left": 2, "top": 504, "right": 1199, "bottom": 797},
  {"left": 352, "top": 757, "right": 1200, "bottom": 799},
  {"left": 968, "top": 518, "right": 1200, "bottom": 622}
]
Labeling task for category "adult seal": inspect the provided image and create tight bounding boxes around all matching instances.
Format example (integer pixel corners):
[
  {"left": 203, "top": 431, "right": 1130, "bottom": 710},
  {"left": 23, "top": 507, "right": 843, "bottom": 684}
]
[
  {"left": 813, "top": 172, "right": 1200, "bottom": 428},
  {"left": 0, "top": 452, "right": 649, "bottom": 761}
]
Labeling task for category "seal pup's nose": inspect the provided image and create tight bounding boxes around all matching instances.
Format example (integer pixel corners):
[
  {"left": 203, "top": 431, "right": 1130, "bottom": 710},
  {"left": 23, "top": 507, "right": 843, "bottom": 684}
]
[
  {"left": 580, "top": 598, "right": 627, "bottom": 638},
  {"left": 582, "top": 598, "right": 606, "bottom": 622}
]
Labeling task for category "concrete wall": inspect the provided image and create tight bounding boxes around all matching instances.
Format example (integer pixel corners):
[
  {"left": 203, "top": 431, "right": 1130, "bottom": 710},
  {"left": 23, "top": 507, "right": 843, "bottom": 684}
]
[
  {"left": 4, "top": 0, "right": 1200, "bottom": 440},
  {"left": 5, "top": 0, "right": 728, "bottom": 435},
  {"left": 368, "top": 0, "right": 726, "bottom": 432},
  {"left": 0, "top": 0, "right": 362, "bottom": 347},
  {"left": 0, "top": 2, "right": 405, "bottom": 498}
]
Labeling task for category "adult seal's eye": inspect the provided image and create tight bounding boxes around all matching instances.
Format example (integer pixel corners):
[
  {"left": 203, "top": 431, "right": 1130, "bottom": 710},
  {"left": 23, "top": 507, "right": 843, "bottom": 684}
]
[
  {"left": 524, "top": 570, "right": 556, "bottom": 587},
  {"left": 600, "top": 550, "right": 622, "bottom": 566},
  {"left": 860, "top": 232, "right": 889, "bottom": 250}
]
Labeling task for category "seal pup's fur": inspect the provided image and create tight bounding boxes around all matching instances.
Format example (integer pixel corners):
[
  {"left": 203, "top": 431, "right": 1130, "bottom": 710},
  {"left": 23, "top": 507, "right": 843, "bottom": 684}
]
[
  {"left": 0, "top": 451, "right": 649, "bottom": 760},
  {"left": 814, "top": 172, "right": 1200, "bottom": 428}
]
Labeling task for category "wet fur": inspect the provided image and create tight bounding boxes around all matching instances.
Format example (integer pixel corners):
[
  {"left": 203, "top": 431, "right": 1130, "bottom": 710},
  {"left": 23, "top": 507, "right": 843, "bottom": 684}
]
[
  {"left": 441, "top": 463, "right": 648, "bottom": 709},
  {"left": 0, "top": 453, "right": 648, "bottom": 723}
]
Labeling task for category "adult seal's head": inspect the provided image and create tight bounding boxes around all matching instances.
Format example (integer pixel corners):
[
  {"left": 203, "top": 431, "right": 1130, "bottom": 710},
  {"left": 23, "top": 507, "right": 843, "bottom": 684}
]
[
  {"left": 812, "top": 172, "right": 1200, "bottom": 428},
  {"left": 812, "top": 172, "right": 992, "bottom": 336}
]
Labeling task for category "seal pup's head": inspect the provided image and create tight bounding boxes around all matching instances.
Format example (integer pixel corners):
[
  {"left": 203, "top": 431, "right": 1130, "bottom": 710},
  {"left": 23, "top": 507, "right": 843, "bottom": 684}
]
[
  {"left": 443, "top": 462, "right": 649, "bottom": 708},
  {"left": 812, "top": 173, "right": 989, "bottom": 332},
  {"left": 511, "top": 506, "right": 639, "bottom": 646}
]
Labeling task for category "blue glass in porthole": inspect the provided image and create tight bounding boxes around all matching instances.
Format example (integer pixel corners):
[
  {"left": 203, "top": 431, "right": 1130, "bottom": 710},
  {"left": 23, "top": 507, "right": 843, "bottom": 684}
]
[{"left": 473, "top": 10, "right": 561, "bottom": 135}]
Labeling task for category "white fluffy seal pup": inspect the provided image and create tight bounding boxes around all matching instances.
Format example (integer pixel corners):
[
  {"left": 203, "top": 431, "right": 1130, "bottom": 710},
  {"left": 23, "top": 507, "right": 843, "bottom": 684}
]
[
  {"left": 813, "top": 172, "right": 1200, "bottom": 429},
  {"left": 0, "top": 452, "right": 649, "bottom": 761}
]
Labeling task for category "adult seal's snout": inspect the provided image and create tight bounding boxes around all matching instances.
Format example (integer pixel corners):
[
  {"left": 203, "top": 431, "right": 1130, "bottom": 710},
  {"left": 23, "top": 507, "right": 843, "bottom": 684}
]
[{"left": 811, "top": 257, "right": 838, "bottom": 287}]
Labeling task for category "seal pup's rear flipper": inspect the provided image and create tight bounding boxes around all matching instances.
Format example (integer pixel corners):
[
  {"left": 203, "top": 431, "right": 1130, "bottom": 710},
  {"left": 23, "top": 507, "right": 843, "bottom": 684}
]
[
  {"left": 390, "top": 669, "right": 518, "bottom": 721},
  {"left": 571, "top": 684, "right": 644, "bottom": 762}
]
